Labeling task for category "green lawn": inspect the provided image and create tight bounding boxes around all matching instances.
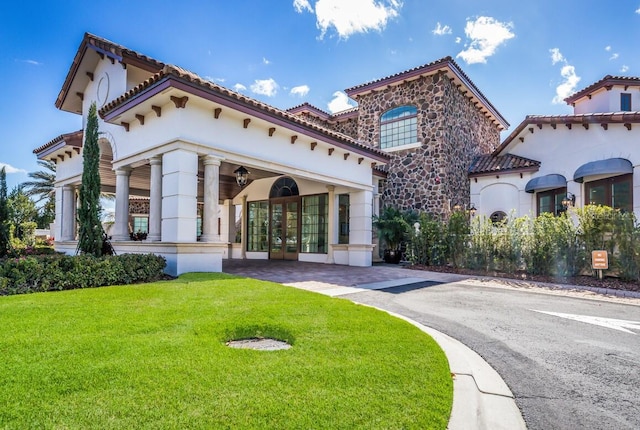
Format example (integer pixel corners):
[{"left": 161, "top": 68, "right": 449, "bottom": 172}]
[{"left": 0, "top": 273, "right": 452, "bottom": 429}]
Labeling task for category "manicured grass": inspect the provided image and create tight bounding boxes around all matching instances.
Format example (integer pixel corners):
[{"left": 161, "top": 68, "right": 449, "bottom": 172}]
[{"left": 0, "top": 273, "right": 452, "bottom": 429}]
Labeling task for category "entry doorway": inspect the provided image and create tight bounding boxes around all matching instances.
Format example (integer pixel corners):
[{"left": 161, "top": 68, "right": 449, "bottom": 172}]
[{"left": 269, "top": 198, "right": 300, "bottom": 260}]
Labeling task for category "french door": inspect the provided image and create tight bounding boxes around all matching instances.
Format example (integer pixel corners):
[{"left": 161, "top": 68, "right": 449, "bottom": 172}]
[{"left": 269, "top": 199, "right": 299, "bottom": 260}]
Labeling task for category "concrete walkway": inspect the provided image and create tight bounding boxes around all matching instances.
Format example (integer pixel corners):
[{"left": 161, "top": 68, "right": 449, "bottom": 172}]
[{"left": 223, "top": 260, "right": 528, "bottom": 429}]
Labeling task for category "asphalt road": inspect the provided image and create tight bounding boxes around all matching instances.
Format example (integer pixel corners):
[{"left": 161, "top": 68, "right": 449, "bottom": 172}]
[{"left": 347, "top": 281, "right": 640, "bottom": 430}]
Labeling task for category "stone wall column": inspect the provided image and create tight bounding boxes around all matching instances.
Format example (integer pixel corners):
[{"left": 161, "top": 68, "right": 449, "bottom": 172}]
[
  {"left": 60, "top": 185, "right": 76, "bottom": 241},
  {"left": 162, "top": 149, "right": 198, "bottom": 242},
  {"left": 112, "top": 167, "right": 132, "bottom": 241},
  {"left": 200, "top": 155, "right": 222, "bottom": 243},
  {"left": 147, "top": 156, "right": 162, "bottom": 241}
]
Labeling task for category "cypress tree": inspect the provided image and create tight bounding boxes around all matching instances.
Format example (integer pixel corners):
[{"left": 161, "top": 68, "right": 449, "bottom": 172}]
[
  {"left": 0, "top": 167, "right": 9, "bottom": 257},
  {"left": 77, "top": 102, "right": 103, "bottom": 256}
]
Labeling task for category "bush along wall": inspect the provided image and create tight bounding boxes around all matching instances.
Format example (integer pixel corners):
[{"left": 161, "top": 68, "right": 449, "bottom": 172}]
[
  {"left": 405, "top": 205, "right": 640, "bottom": 282},
  {"left": 0, "top": 253, "right": 166, "bottom": 296}
]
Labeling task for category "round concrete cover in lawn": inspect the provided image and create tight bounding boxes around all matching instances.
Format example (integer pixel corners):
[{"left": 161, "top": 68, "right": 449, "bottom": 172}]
[{"left": 226, "top": 338, "right": 292, "bottom": 351}]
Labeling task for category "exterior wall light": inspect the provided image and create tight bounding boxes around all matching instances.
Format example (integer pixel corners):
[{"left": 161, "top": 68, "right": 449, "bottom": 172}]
[
  {"left": 469, "top": 203, "right": 477, "bottom": 216},
  {"left": 234, "top": 166, "right": 250, "bottom": 187},
  {"left": 562, "top": 192, "right": 575, "bottom": 208}
]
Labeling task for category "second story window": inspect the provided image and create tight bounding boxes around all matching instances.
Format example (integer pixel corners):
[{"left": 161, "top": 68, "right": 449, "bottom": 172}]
[
  {"left": 621, "top": 93, "right": 632, "bottom": 111},
  {"left": 380, "top": 105, "right": 418, "bottom": 149}
]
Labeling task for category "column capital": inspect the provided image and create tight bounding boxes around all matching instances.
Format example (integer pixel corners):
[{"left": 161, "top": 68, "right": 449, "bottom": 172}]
[
  {"left": 326, "top": 185, "right": 336, "bottom": 192},
  {"left": 202, "top": 154, "right": 224, "bottom": 166},
  {"left": 115, "top": 167, "right": 132, "bottom": 176},
  {"left": 149, "top": 156, "right": 162, "bottom": 166}
]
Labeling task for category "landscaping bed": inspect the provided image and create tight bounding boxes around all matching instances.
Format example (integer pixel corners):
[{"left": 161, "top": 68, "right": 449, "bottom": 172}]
[{"left": 409, "top": 264, "right": 640, "bottom": 293}]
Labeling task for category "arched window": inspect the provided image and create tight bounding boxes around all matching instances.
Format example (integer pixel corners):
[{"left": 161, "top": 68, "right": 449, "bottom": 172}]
[
  {"left": 490, "top": 211, "right": 507, "bottom": 224},
  {"left": 269, "top": 177, "right": 299, "bottom": 198},
  {"left": 380, "top": 105, "right": 418, "bottom": 149}
]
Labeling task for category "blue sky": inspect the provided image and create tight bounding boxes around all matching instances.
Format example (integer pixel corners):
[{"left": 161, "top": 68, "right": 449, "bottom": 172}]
[{"left": 2, "top": 0, "right": 640, "bottom": 190}]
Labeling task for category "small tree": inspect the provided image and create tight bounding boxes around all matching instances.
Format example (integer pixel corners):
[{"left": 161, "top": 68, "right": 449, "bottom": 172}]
[
  {"left": 77, "top": 102, "right": 103, "bottom": 256},
  {"left": 0, "top": 167, "right": 9, "bottom": 257}
]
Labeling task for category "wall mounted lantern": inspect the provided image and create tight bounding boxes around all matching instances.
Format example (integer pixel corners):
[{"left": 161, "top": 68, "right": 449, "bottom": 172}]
[
  {"left": 234, "top": 166, "right": 250, "bottom": 187},
  {"left": 562, "top": 192, "right": 575, "bottom": 208},
  {"left": 469, "top": 203, "right": 477, "bottom": 216}
]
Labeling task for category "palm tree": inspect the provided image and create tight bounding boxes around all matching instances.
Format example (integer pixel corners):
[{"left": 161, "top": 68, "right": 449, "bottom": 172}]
[
  {"left": 22, "top": 160, "right": 56, "bottom": 228},
  {"left": 22, "top": 160, "right": 56, "bottom": 204}
]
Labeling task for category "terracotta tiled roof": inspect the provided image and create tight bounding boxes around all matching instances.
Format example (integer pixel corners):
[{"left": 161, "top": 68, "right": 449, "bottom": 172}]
[
  {"left": 287, "top": 103, "right": 359, "bottom": 121},
  {"left": 469, "top": 154, "right": 540, "bottom": 176},
  {"left": 56, "top": 33, "right": 165, "bottom": 110},
  {"left": 33, "top": 130, "right": 84, "bottom": 155},
  {"left": 494, "top": 111, "right": 640, "bottom": 155},
  {"left": 287, "top": 102, "right": 331, "bottom": 118},
  {"left": 344, "top": 56, "right": 509, "bottom": 130},
  {"left": 564, "top": 75, "right": 640, "bottom": 104},
  {"left": 99, "top": 65, "right": 390, "bottom": 161}
]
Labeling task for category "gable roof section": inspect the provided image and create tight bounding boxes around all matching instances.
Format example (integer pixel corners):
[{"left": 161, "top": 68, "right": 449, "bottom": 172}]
[
  {"left": 494, "top": 112, "right": 640, "bottom": 155},
  {"left": 99, "top": 65, "right": 390, "bottom": 163},
  {"left": 564, "top": 75, "right": 640, "bottom": 105},
  {"left": 287, "top": 103, "right": 359, "bottom": 122},
  {"left": 56, "top": 33, "right": 165, "bottom": 113},
  {"left": 469, "top": 153, "right": 540, "bottom": 177},
  {"left": 344, "top": 56, "right": 509, "bottom": 130}
]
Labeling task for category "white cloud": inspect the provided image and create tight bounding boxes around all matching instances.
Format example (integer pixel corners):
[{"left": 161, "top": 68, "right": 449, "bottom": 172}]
[
  {"left": 250, "top": 78, "right": 279, "bottom": 97},
  {"left": 609, "top": 53, "right": 619, "bottom": 60},
  {"left": 455, "top": 37, "right": 461, "bottom": 44},
  {"left": 605, "top": 45, "right": 611, "bottom": 51},
  {"left": 233, "top": 83, "right": 247, "bottom": 92},
  {"left": 636, "top": 7, "right": 640, "bottom": 14},
  {"left": 294, "top": 0, "right": 402, "bottom": 39},
  {"left": 456, "top": 16, "right": 515, "bottom": 64},
  {"left": 16, "top": 59, "right": 42, "bottom": 66},
  {"left": 0, "top": 162, "right": 27, "bottom": 174},
  {"left": 290, "top": 85, "right": 310, "bottom": 97},
  {"left": 432, "top": 22, "right": 452, "bottom": 36},
  {"left": 205, "top": 76, "right": 225, "bottom": 83},
  {"left": 549, "top": 47, "right": 565, "bottom": 65},
  {"left": 293, "top": 0, "right": 313, "bottom": 13},
  {"left": 263, "top": 57, "right": 271, "bottom": 65},
  {"left": 327, "top": 91, "right": 355, "bottom": 113},
  {"left": 549, "top": 48, "right": 581, "bottom": 104},
  {"left": 621, "top": 65, "right": 629, "bottom": 73}
]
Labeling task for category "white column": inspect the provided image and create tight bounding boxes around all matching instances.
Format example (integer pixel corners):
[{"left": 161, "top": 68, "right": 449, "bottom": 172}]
[
  {"left": 53, "top": 186, "right": 63, "bottom": 240},
  {"left": 241, "top": 194, "right": 247, "bottom": 259},
  {"left": 162, "top": 149, "right": 198, "bottom": 242},
  {"left": 60, "top": 185, "right": 75, "bottom": 241},
  {"left": 326, "top": 185, "right": 337, "bottom": 264},
  {"left": 147, "top": 156, "right": 162, "bottom": 241},
  {"left": 200, "top": 155, "right": 222, "bottom": 242},
  {"left": 348, "top": 189, "right": 374, "bottom": 267},
  {"left": 220, "top": 199, "right": 236, "bottom": 242},
  {"left": 112, "top": 167, "right": 132, "bottom": 241}
]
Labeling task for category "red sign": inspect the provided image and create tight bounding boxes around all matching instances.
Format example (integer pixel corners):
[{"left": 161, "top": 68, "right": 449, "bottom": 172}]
[{"left": 592, "top": 251, "right": 608, "bottom": 270}]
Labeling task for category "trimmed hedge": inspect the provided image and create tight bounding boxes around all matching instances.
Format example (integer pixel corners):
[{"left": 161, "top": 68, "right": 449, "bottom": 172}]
[{"left": 0, "top": 253, "right": 166, "bottom": 296}]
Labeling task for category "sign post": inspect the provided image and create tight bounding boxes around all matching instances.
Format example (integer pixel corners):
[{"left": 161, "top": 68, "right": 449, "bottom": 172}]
[{"left": 591, "top": 250, "right": 608, "bottom": 280}]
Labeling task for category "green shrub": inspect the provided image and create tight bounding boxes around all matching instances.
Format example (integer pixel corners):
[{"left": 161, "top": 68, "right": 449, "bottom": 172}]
[
  {"left": 0, "top": 253, "right": 166, "bottom": 296},
  {"left": 407, "top": 213, "right": 447, "bottom": 266}
]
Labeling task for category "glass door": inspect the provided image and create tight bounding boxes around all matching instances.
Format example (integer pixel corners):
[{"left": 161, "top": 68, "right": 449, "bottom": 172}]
[{"left": 269, "top": 199, "right": 300, "bottom": 260}]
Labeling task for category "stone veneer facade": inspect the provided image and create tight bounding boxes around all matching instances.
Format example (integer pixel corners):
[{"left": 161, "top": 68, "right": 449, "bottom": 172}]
[{"left": 292, "top": 70, "right": 501, "bottom": 217}]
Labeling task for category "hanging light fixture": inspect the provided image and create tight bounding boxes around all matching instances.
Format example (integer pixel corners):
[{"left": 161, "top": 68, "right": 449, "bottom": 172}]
[
  {"left": 469, "top": 202, "right": 477, "bottom": 216},
  {"left": 234, "top": 166, "right": 250, "bottom": 187}
]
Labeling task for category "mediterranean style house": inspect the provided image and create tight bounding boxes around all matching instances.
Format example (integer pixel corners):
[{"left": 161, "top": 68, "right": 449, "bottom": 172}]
[
  {"left": 33, "top": 33, "right": 507, "bottom": 275},
  {"left": 470, "top": 75, "right": 640, "bottom": 221}
]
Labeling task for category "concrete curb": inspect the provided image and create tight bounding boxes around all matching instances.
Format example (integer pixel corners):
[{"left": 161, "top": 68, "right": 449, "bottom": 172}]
[{"left": 377, "top": 309, "right": 527, "bottom": 430}]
